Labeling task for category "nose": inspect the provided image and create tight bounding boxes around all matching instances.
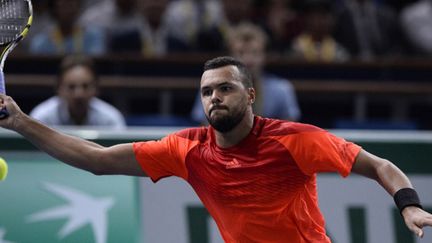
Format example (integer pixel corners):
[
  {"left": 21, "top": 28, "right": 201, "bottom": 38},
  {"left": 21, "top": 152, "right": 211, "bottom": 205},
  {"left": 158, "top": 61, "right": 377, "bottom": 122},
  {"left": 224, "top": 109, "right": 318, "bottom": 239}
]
[
  {"left": 211, "top": 90, "right": 222, "bottom": 104},
  {"left": 71, "top": 85, "right": 87, "bottom": 99}
]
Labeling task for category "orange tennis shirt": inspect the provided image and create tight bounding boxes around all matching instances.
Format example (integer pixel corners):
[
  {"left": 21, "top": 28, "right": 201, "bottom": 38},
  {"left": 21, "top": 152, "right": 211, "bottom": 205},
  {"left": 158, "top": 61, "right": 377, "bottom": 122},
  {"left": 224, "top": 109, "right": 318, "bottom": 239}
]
[{"left": 133, "top": 116, "right": 361, "bottom": 243}]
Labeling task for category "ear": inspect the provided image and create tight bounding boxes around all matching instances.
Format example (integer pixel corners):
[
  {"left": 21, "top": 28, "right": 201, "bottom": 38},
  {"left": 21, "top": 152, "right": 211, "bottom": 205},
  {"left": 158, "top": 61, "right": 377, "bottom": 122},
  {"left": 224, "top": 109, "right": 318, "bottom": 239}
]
[{"left": 247, "top": 87, "right": 256, "bottom": 105}]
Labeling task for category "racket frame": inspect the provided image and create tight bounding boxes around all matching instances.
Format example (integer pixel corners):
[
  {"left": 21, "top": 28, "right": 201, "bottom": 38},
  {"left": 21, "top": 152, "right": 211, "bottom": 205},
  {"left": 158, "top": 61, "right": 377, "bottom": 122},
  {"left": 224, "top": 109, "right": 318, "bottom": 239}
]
[{"left": 0, "top": 0, "right": 32, "bottom": 119}]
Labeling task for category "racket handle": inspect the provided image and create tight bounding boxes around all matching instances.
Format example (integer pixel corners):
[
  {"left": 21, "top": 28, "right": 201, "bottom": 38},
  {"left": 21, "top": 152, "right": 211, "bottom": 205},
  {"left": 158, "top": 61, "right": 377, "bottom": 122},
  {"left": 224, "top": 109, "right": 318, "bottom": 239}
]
[{"left": 0, "top": 71, "right": 9, "bottom": 119}]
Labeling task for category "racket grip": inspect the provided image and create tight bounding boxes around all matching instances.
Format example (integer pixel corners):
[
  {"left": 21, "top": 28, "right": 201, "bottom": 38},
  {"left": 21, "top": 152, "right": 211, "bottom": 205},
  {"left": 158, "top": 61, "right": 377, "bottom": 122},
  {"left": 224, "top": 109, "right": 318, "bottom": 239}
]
[{"left": 0, "top": 71, "right": 9, "bottom": 119}]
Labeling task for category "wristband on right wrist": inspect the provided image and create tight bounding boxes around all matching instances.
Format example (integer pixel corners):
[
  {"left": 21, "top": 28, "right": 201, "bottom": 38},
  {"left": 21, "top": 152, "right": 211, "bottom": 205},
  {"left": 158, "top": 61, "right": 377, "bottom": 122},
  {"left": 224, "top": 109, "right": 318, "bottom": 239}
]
[{"left": 393, "top": 188, "right": 423, "bottom": 215}]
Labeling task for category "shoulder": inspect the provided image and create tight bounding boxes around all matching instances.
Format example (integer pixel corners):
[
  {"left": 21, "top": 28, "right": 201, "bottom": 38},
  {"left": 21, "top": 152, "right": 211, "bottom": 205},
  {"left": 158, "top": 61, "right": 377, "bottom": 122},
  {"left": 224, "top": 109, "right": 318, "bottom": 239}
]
[
  {"left": 30, "top": 97, "right": 60, "bottom": 115},
  {"left": 91, "top": 98, "right": 120, "bottom": 112},
  {"left": 258, "top": 117, "right": 323, "bottom": 137},
  {"left": 29, "top": 97, "right": 61, "bottom": 121},
  {"left": 173, "top": 126, "right": 209, "bottom": 143},
  {"left": 263, "top": 74, "right": 295, "bottom": 91},
  {"left": 90, "top": 98, "right": 125, "bottom": 123},
  {"left": 401, "top": 1, "right": 429, "bottom": 22},
  {"left": 29, "top": 26, "right": 55, "bottom": 47},
  {"left": 79, "top": 1, "right": 114, "bottom": 26}
]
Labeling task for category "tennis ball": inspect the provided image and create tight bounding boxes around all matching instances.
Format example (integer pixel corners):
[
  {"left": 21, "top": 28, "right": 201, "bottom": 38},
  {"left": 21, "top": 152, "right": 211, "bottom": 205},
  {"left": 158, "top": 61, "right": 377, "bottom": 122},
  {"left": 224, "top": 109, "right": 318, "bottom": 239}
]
[{"left": 0, "top": 157, "right": 8, "bottom": 181}]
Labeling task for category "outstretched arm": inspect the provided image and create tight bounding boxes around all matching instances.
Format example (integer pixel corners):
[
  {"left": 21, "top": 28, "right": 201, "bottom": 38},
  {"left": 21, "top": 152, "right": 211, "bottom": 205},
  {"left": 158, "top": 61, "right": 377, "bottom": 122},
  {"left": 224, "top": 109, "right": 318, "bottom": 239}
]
[
  {"left": 0, "top": 94, "right": 144, "bottom": 176},
  {"left": 352, "top": 149, "right": 432, "bottom": 238}
]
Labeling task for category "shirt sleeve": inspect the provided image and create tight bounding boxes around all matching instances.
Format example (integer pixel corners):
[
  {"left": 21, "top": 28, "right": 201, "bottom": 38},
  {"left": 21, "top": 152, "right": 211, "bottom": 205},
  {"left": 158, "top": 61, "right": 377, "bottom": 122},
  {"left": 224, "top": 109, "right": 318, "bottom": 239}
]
[
  {"left": 133, "top": 133, "right": 198, "bottom": 182},
  {"left": 277, "top": 130, "right": 361, "bottom": 177}
]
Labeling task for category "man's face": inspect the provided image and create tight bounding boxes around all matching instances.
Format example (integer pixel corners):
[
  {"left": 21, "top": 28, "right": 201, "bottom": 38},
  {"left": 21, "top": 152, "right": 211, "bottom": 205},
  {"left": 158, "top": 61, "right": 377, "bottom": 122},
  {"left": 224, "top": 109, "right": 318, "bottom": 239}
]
[
  {"left": 200, "top": 65, "right": 254, "bottom": 132},
  {"left": 58, "top": 65, "right": 97, "bottom": 115},
  {"left": 230, "top": 39, "right": 265, "bottom": 77}
]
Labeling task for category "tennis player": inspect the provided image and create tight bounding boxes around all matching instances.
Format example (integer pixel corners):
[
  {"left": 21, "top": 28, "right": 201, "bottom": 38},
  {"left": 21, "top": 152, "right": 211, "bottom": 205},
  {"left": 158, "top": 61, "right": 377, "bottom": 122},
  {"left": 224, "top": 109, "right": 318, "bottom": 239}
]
[{"left": 1, "top": 56, "right": 431, "bottom": 242}]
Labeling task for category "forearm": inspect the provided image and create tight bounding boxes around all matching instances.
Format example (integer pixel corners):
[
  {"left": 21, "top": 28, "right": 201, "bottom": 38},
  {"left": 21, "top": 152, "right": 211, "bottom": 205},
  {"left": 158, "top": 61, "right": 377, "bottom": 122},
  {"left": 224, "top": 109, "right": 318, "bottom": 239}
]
[
  {"left": 352, "top": 150, "right": 413, "bottom": 196},
  {"left": 374, "top": 160, "right": 413, "bottom": 196},
  {"left": 15, "top": 113, "right": 105, "bottom": 173}
]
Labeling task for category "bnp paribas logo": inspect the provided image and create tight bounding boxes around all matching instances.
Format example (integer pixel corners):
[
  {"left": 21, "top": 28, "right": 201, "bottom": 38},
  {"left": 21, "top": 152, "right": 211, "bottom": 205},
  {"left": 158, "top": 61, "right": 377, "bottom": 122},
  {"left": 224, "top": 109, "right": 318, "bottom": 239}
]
[
  {"left": 25, "top": 182, "right": 115, "bottom": 243},
  {"left": 0, "top": 227, "right": 15, "bottom": 243}
]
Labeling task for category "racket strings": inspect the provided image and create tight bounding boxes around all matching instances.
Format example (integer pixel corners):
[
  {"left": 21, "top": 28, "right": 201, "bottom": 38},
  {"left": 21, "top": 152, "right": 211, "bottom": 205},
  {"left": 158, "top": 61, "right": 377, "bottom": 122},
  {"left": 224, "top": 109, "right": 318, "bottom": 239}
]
[{"left": 0, "top": 0, "right": 27, "bottom": 44}]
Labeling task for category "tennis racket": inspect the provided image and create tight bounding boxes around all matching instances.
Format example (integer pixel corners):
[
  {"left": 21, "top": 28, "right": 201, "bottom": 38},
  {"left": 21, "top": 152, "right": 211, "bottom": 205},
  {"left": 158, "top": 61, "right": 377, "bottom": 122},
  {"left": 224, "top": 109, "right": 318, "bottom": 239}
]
[{"left": 0, "top": 0, "right": 32, "bottom": 119}]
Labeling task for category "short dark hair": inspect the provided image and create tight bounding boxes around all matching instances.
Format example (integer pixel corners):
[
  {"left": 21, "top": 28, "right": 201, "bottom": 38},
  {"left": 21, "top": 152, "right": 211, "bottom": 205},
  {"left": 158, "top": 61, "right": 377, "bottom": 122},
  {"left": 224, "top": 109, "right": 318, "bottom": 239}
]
[
  {"left": 57, "top": 54, "right": 98, "bottom": 88},
  {"left": 203, "top": 56, "right": 253, "bottom": 88}
]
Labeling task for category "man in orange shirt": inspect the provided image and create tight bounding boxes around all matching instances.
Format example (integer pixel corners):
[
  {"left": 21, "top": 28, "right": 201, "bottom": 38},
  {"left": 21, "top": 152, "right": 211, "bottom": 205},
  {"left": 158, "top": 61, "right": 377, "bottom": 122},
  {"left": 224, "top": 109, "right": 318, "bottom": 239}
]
[{"left": 1, "top": 56, "right": 431, "bottom": 242}]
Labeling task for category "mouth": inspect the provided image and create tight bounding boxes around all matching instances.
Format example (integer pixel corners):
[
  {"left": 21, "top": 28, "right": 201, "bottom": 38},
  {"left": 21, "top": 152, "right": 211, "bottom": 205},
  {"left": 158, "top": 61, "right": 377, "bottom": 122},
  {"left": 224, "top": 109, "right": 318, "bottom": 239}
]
[{"left": 209, "top": 106, "right": 228, "bottom": 115}]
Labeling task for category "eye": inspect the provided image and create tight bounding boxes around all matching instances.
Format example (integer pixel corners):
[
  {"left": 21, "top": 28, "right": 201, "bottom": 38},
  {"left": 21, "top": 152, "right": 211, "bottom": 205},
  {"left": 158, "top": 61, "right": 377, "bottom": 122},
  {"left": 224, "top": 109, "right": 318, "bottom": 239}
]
[
  {"left": 201, "top": 89, "right": 212, "bottom": 97},
  {"left": 220, "top": 85, "right": 232, "bottom": 92},
  {"left": 67, "top": 84, "right": 76, "bottom": 91}
]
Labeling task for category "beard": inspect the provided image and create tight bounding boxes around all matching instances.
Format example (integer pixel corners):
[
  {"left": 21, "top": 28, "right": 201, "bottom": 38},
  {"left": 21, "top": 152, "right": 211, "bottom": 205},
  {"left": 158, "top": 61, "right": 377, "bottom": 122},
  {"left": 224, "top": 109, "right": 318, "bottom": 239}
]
[{"left": 206, "top": 105, "right": 247, "bottom": 133}]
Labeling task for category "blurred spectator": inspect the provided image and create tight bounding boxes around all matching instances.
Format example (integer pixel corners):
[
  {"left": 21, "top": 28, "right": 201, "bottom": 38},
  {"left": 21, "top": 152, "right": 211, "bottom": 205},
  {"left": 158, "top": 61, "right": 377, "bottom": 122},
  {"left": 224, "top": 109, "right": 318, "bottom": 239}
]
[
  {"left": 163, "top": 0, "right": 226, "bottom": 53},
  {"left": 254, "top": 0, "right": 304, "bottom": 55},
  {"left": 30, "top": 55, "right": 126, "bottom": 128},
  {"left": 138, "top": 0, "right": 170, "bottom": 56},
  {"left": 191, "top": 23, "right": 301, "bottom": 123},
  {"left": 29, "top": 0, "right": 106, "bottom": 55},
  {"left": 386, "top": 0, "right": 419, "bottom": 13},
  {"left": 83, "top": 0, "right": 107, "bottom": 8},
  {"left": 400, "top": 0, "right": 432, "bottom": 57},
  {"left": 18, "top": 0, "right": 54, "bottom": 54},
  {"left": 289, "top": 0, "right": 349, "bottom": 62},
  {"left": 220, "top": 0, "right": 254, "bottom": 26},
  {"left": 80, "top": 0, "right": 163, "bottom": 55},
  {"left": 333, "top": 0, "right": 404, "bottom": 61}
]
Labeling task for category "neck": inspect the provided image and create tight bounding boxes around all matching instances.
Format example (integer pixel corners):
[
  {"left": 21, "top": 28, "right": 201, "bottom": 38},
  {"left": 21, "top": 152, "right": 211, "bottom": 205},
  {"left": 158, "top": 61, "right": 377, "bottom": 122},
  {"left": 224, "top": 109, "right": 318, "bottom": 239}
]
[{"left": 214, "top": 111, "right": 254, "bottom": 148}]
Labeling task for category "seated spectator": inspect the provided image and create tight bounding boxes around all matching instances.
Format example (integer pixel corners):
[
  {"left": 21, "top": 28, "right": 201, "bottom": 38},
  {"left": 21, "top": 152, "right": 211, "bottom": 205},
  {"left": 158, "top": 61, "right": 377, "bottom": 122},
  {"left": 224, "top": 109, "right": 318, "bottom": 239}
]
[
  {"left": 334, "top": 0, "right": 404, "bottom": 60},
  {"left": 254, "top": 0, "right": 304, "bottom": 56},
  {"left": 138, "top": 0, "right": 170, "bottom": 57},
  {"left": 220, "top": 0, "right": 254, "bottom": 26},
  {"left": 80, "top": 0, "right": 163, "bottom": 56},
  {"left": 30, "top": 55, "right": 126, "bottom": 128},
  {"left": 29, "top": 0, "right": 106, "bottom": 56},
  {"left": 191, "top": 23, "right": 301, "bottom": 124},
  {"left": 17, "top": 0, "right": 54, "bottom": 54},
  {"left": 400, "top": 0, "right": 432, "bottom": 57},
  {"left": 289, "top": 0, "right": 349, "bottom": 62},
  {"left": 163, "top": 0, "right": 226, "bottom": 53}
]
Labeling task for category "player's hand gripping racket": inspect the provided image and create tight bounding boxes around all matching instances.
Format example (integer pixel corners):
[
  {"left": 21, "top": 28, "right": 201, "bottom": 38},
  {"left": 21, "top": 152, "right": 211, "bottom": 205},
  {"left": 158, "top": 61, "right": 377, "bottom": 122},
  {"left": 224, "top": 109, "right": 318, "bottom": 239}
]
[{"left": 0, "top": 0, "right": 32, "bottom": 119}]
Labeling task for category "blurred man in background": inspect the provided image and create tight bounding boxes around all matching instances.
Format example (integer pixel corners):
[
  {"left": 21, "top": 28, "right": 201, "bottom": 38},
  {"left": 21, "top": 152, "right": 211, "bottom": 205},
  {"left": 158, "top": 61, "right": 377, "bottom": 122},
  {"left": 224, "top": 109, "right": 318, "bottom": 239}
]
[
  {"left": 400, "top": 0, "right": 432, "bottom": 57},
  {"left": 289, "top": 0, "right": 349, "bottom": 62},
  {"left": 334, "top": 0, "right": 404, "bottom": 60},
  {"left": 29, "top": 0, "right": 106, "bottom": 55},
  {"left": 30, "top": 55, "right": 126, "bottom": 128}
]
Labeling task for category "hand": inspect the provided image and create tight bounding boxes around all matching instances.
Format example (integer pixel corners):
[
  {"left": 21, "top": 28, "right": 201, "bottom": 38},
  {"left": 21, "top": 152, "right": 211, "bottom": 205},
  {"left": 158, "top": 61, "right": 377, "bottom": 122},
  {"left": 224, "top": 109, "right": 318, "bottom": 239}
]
[
  {"left": 402, "top": 206, "right": 432, "bottom": 238},
  {"left": 0, "top": 94, "right": 24, "bottom": 130}
]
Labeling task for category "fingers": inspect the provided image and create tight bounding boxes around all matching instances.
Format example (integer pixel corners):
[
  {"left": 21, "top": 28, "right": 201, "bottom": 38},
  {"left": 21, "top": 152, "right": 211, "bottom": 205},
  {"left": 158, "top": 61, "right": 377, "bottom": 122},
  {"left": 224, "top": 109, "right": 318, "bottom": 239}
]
[
  {"left": 0, "top": 94, "right": 10, "bottom": 109},
  {"left": 403, "top": 208, "right": 432, "bottom": 238},
  {"left": 407, "top": 221, "right": 424, "bottom": 238},
  {"left": 0, "top": 94, "right": 10, "bottom": 104},
  {"left": 415, "top": 228, "right": 423, "bottom": 238},
  {"left": 0, "top": 94, "right": 6, "bottom": 108},
  {"left": 412, "top": 210, "right": 432, "bottom": 238}
]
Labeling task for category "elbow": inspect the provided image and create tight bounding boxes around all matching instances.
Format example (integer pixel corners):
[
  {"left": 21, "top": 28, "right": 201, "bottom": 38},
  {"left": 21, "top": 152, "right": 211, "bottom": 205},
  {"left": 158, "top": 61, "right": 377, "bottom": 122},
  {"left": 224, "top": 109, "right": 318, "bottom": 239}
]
[{"left": 90, "top": 167, "right": 106, "bottom": 176}]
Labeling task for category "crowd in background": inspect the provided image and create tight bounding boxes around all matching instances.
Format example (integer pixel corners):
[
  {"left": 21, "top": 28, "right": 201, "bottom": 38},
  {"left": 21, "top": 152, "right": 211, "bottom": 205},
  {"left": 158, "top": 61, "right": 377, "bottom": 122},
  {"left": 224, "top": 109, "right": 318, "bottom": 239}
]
[
  {"left": 9, "top": 0, "right": 432, "bottom": 130},
  {"left": 19, "top": 0, "right": 432, "bottom": 62}
]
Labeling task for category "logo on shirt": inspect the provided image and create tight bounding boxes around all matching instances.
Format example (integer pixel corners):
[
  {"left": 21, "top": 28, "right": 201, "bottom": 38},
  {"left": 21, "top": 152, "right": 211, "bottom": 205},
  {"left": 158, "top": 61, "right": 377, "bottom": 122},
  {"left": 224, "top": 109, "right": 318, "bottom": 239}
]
[{"left": 226, "top": 158, "right": 241, "bottom": 169}]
